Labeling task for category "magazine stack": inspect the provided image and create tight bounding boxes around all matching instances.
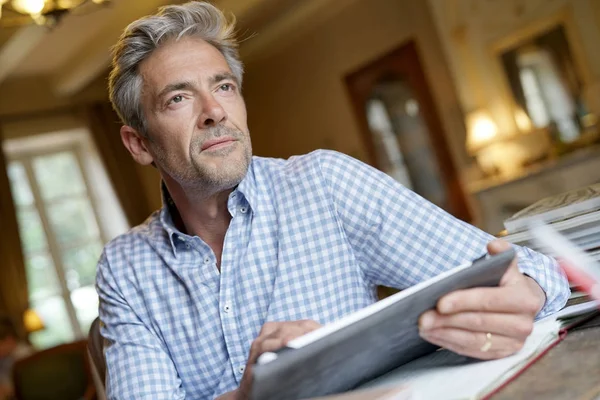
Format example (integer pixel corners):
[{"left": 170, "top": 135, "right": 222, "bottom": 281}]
[{"left": 501, "top": 183, "right": 600, "bottom": 296}]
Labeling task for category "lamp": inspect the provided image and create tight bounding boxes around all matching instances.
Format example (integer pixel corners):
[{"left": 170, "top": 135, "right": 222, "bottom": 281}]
[
  {"left": 12, "top": 0, "right": 44, "bottom": 15},
  {"left": 23, "top": 309, "right": 44, "bottom": 333},
  {"left": 466, "top": 109, "right": 528, "bottom": 178},
  {"left": 466, "top": 109, "right": 499, "bottom": 154},
  {"left": 0, "top": 0, "right": 109, "bottom": 27}
]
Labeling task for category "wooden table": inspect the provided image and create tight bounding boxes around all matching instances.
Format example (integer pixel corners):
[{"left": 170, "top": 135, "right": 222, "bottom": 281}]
[{"left": 494, "top": 311, "right": 600, "bottom": 400}]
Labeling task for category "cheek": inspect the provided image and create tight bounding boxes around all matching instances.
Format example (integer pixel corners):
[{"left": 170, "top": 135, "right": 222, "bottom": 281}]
[
  {"left": 149, "top": 114, "right": 195, "bottom": 148},
  {"left": 228, "top": 100, "right": 248, "bottom": 131}
]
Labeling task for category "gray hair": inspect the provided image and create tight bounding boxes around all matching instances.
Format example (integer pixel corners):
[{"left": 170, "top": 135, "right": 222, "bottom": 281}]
[{"left": 108, "top": 1, "right": 243, "bottom": 136}]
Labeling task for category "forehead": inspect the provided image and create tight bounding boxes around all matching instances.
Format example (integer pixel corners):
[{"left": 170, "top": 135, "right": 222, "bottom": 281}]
[{"left": 139, "top": 36, "right": 232, "bottom": 91}]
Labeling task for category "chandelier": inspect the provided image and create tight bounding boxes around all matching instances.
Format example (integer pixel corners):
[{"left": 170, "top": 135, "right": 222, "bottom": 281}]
[{"left": 0, "top": 0, "right": 110, "bottom": 27}]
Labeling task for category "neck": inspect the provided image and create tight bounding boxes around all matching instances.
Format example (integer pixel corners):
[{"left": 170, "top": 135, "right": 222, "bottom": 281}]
[{"left": 164, "top": 179, "right": 233, "bottom": 268}]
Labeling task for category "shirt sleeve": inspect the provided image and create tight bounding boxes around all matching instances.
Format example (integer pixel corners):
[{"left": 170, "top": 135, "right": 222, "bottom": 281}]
[
  {"left": 96, "top": 252, "right": 186, "bottom": 400},
  {"left": 316, "top": 150, "right": 569, "bottom": 319}
]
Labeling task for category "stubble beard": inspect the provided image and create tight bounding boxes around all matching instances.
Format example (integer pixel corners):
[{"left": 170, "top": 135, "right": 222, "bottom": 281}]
[{"left": 155, "top": 125, "right": 252, "bottom": 195}]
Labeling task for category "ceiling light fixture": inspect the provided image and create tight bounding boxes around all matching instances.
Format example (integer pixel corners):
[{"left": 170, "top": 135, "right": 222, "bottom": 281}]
[{"left": 0, "top": 0, "right": 110, "bottom": 27}]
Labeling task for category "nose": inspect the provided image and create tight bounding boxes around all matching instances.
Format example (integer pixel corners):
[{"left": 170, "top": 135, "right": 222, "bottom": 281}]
[{"left": 198, "top": 93, "right": 227, "bottom": 128}]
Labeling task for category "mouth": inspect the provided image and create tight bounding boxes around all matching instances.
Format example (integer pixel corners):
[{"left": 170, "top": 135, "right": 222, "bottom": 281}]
[{"left": 201, "top": 137, "right": 237, "bottom": 152}]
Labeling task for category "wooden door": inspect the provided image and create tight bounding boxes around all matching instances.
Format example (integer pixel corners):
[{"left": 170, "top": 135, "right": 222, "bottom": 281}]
[{"left": 345, "top": 40, "right": 471, "bottom": 222}]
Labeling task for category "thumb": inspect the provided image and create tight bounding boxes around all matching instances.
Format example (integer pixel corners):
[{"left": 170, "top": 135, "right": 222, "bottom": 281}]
[
  {"left": 487, "top": 239, "right": 512, "bottom": 255},
  {"left": 487, "top": 239, "right": 520, "bottom": 285}
]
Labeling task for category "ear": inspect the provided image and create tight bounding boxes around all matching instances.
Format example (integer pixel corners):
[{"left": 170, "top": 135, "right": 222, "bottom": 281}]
[{"left": 120, "top": 125, "right": 154, "bottom": 166}]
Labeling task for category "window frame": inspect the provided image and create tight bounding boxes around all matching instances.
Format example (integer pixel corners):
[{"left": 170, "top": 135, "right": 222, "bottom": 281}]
[{"left": 4, "top": 127, "right": 128, "bottom": 348}]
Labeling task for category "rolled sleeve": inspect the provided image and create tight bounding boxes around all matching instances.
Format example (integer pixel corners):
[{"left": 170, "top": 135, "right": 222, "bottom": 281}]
[{"left": 514, "top": 245, "right": 570, "bottom": 318}]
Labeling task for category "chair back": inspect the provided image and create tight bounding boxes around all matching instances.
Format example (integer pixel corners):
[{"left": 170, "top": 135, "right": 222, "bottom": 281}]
[
  {"left": 12, "top": 340, "right": 95, "bottom": 400},
  {"left": 87, "top": 317, "right": 107, "bottom": 399},
  {"left": 88, "top": 317, "right": 106, "bottom": 384}
]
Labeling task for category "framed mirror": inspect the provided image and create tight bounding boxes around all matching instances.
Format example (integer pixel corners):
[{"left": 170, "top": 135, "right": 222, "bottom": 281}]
[{"left": 500, "top": 25, "right": 596, "bottom": 147}]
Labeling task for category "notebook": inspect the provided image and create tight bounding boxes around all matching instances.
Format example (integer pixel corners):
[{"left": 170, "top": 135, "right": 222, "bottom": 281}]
[
  {"left": 359, "top": 300, "right": 599, "bottom": 400},
  {"left": 250, "top": 249, "right": 515, "bottom": 400}
]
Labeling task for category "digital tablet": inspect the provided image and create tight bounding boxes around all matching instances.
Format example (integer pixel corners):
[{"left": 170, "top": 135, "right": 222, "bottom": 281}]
[{"left": 251, "top": 248, "right": 515, "bottom": 400}]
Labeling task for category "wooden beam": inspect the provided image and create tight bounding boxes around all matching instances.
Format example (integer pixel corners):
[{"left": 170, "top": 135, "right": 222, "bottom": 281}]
[
  {"left": 51, "top": 0, "right": 172, "bottom": 97},
  {"left": 0, "top": 25, "right": 47, "bottom": 84},
  {"left": 239, "top": 0, "right": 363, "bottom": 65}
]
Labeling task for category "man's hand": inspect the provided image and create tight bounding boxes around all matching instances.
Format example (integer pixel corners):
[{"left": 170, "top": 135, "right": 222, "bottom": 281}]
[
  {"left": 235, "top": 320, "right": 321, "bottom": 400},
  {"left": 418, "top": 239, "right": 546, "bottom": 360}
]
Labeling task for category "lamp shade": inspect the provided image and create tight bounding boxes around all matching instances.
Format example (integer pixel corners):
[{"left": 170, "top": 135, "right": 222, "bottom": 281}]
[
  {"left": 465, "top": 109, "right": 499, "bottom": 154},
  {"left": 11, "top": 0, "right": 45, "bottom": 15},
  {"left": 23, "top": 309, "right": 44, "bottom": 333}
]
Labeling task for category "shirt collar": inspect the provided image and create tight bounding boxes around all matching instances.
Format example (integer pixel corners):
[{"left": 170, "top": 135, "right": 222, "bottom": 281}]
[
  {"left": 157, "top": 158, "right": 261, "bottom": 256},
  {"left": 236, "top": 158, "right": 260, "bottom": 215},
  {"left": 158, "top": 182, "right": 180, "bottom": 254}
]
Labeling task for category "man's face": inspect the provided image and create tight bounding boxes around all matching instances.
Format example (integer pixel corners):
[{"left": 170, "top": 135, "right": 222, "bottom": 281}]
[{"left": 137, "top": 36, "right": 252, "bottom": 192}]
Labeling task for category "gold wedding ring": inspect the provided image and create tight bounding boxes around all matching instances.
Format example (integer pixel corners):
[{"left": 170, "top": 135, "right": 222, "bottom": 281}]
[{"left": 480, "top": 332, "right": 493, "bottom": 352}]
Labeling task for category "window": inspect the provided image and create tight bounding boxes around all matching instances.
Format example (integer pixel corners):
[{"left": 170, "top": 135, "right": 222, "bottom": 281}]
[
  {"left": 519, "top": 66, "right": 550, "bottom": 128},
  {"left": 5, "top": 129, "right": 128, "bottom": 349}
]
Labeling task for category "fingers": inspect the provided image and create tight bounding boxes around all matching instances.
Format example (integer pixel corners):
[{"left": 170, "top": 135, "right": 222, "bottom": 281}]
[
  {"left": 414, "top": 239, "right": 541, "bottom": 362},
  {"left": 420, "top": 327, "right": 525, "bottom": 360},
  {"left": 248, "top": 320, "right": 321, "bottom": 365},
  {"left": 437, "top": 285, "right": 540, "bottom": 315},
  {"left": 239, "top": 320, "right": 321, "bottom": 400},
  {"left": 419, "top": 310, "right": 534, "bottom": 340}
]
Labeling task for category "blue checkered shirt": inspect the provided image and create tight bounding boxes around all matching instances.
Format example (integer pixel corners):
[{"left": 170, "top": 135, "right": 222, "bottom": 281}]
[{"left": 96, "top": 150, "right": 569, "bottom": 399}]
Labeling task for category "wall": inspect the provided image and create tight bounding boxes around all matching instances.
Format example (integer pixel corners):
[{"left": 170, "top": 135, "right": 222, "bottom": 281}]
[
  {"left": 242, "top": 0, "right": 469, "bottom": 171},
  {"left": 427, "top": 0, "right": 600, "bottom": 138}
]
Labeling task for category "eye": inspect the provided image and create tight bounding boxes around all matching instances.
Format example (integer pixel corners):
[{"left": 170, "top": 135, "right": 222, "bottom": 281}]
[
  {"left": 219, "top": 83, "right": 234, "bottom": 92},
  {"left": 170, "top": 95, "right": 184, "bottom": 104}
]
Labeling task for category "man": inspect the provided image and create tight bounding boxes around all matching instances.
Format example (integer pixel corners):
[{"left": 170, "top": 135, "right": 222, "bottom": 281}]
[
  {"left": 0, "top": 317, "right": 32, "bottom": 400},
  {"left": 97, "top": 2, "right": 569, "bottom": 399}
]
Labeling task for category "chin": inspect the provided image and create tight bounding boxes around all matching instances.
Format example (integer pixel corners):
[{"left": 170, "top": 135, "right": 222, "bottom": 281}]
[{"left": 195, "top": 149, "right": 250, "bottom": 188}]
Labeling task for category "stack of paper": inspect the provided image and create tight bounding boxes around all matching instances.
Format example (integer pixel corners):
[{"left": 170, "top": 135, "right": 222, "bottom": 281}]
[
  {"left": 503, "top": 183, "right": 600, "bottom": 235},
  {"left": 503, "top": 212, "right": 600, "bottom": 262},
  {"left": 501, "top": 184, "right": 600, "bottom": 298},
  {"left": 310, "top": 386, "right": 410, "bottom": 400}
]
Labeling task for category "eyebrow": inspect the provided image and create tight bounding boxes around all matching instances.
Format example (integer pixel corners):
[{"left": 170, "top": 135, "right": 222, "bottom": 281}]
[
  {"left": 157, "top": 81, "right": 195, "bottom": 101},
  {"left": 210, "top": 72, "right": 238, "bottom": 85}
]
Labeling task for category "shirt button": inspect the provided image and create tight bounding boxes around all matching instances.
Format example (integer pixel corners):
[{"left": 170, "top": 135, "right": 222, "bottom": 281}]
[
  {"left": 238, "top": 365, "right": 245, "bottom": 374},
  {"left": 239, "top": 206, "right": 247, "bottom": 214},
  {"left": 203, "top": 256, "right": 211, "bottom": 264},
  {"left": 223, "top": 305, "right": 231, "bottom": 313}
]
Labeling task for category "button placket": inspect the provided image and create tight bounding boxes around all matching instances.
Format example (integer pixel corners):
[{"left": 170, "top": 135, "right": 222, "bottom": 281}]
[{"left": 219, "top": 201, "right": 251, "bottom": 385}]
